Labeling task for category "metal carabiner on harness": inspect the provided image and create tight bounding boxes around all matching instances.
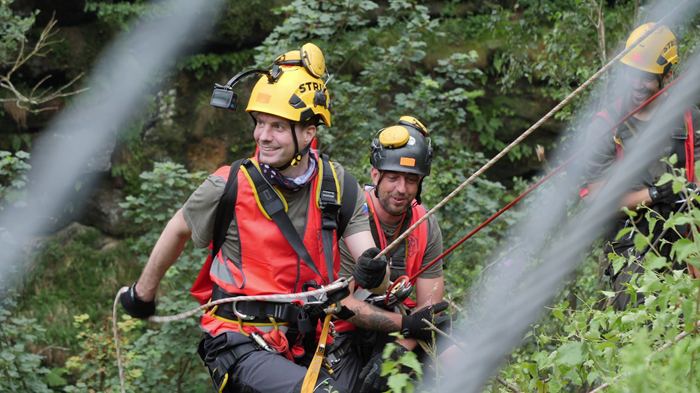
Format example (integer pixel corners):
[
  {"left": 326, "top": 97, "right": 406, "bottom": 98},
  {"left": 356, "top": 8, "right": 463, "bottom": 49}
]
[
  {"left": 250, "top": 332, "right": 276, "bottom": 353},
  {"left": 232, "top": 301, "right": 255, "bottom": 321},
  {"left": 385, "top": 276, "right": 413, "bottom": 308}
]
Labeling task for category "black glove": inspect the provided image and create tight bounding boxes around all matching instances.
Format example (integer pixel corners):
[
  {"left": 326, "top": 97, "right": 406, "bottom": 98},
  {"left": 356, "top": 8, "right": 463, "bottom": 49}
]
[
  {"left": 359, "top": 345, "right": 410, "bottom": 393},
  {"left": 650, "top": 181, "right": 697, "bottom": 204},
  {"left": 120, "top": 282, "right": 156, "bottom": 319},
  {"left": 400, "top": 301, "right": 449, "bottom": 341},
  {"left": 353, "top": 247, "right": 388, "bottom": 290}
]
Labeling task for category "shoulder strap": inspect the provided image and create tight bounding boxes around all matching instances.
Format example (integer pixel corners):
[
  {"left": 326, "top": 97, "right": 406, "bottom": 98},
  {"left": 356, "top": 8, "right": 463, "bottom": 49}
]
[
  {"left": 244, "top": 160, "right": 329, "bottom": 284},
  {"left": 319, "top": 155, "right": 342, "bottom": 285},
  {"left": 671, "top": 109, "right": 695, "bottom": 181},
  {"left": 212, "top": 158, "right": 246, "bottom": 260},
  {"left": 337, "top": 170, "right": 358, "bottom": 241},
  {"left": 685, "top": 108, "right": 695, "bottom": 181}
]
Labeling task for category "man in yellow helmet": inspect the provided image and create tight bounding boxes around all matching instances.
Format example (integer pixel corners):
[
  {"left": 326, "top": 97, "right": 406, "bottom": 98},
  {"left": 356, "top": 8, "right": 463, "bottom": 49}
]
[
  {"left": 584, "top": 23, "right": 700, "bottom": 310},
  {"left": 119, "top": 44, "right": 391, "bottom": 393},
  {"left": 325, "top": 117, "right": 448, "bottom": 393}
]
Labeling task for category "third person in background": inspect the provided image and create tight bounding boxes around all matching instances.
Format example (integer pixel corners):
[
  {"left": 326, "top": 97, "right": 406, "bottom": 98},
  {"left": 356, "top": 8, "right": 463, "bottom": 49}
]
[{"left": 584, "top": 23, "right": 700, "bottom": 310}]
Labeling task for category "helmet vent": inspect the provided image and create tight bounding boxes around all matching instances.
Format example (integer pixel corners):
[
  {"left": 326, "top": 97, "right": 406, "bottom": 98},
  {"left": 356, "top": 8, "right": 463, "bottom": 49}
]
[{"left": 289, "top": 94, "right": 307, "bottom": 109}]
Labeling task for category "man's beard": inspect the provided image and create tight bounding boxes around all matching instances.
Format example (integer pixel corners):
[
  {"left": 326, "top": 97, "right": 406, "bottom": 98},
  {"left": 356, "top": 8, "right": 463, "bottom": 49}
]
[{"left": 378, "top": 190, "right": 410, "bottom": 216}]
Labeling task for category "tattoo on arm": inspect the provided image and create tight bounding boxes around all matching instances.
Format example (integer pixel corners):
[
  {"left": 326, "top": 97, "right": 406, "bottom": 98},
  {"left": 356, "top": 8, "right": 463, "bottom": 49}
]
[{"left": 347, "top": 302, "right": 400, "bottom": 332}]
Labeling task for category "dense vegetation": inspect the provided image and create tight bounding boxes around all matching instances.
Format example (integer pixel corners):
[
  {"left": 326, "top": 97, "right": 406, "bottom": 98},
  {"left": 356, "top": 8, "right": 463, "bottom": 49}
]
[{"left": 1, "top": 0, "right": 700, "bottom": 392}]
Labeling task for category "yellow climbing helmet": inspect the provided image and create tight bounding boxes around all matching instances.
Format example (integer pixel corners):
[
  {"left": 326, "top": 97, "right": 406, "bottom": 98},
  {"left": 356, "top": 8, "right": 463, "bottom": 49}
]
[
  {"left": 620, "top": 23, "right": 678, "bottom": 75},
  {"left": 246, "top": 43, "right": 331, "bottom": 127}
]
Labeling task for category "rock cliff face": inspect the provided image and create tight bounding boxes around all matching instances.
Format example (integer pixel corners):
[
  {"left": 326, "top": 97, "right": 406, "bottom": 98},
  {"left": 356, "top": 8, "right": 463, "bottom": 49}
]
[{"left": 1, "top": 0, "right": 561, "bottom": 238}]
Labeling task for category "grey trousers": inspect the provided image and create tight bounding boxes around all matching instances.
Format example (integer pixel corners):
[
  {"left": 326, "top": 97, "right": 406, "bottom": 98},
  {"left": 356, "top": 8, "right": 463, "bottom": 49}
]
[{"left": 200, "top": 331, "right": 352, "bottom": 393}]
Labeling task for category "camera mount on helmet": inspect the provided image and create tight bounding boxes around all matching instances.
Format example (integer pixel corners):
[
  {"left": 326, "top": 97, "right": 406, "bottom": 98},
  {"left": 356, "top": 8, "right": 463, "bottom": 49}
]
[
  {"left": 210, "top": 68, "right": 269, "bottom": 111},
  {"left": 210, "top": 43, "right": 328, "bottom": 113}
]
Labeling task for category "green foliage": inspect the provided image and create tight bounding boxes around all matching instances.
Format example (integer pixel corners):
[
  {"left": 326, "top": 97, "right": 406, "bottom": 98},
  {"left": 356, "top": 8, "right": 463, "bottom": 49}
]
[
  {"left": 176, "top": 51, "right": 254, "bottom": 80},
  {"left": 0, "top": 298, "right": 53, "bottom": 393},
  {"left": 0, "top": 0, "right": 37, "bottom": 66},
  {"left": 381, "top": 341, "right": 423, "bottom": 393},
  {"left": 63, "top": 314, "right": 134, "bottom": 393},
  {"left": 0, "top": 150, "right": 30, "bottom": 210},
  {"left": 498, "top": 165, "right": 700, "bottom": 393},
  {"left": 84, "top": 0, "right": 170, "bottom": 32},
  {"left": 15, "top": 227, "right": 138, "bottom": 350},
  {"left": 487, "top": 0, "right": 636, "bottom": 123},
  {"left": 120, "top": 162, "right": 207, "bottom": 251}
]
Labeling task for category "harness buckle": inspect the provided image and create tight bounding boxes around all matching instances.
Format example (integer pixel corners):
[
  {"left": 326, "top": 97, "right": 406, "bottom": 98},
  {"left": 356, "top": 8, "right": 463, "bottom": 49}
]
[{"left": 321, "top": 203, "right": 341, "bottom": 230}]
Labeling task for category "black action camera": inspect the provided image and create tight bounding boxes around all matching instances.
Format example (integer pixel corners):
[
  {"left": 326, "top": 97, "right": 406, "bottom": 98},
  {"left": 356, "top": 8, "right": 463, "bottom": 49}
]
[{"left": 210, "top": 83, "right": 238, "bottom": 111}]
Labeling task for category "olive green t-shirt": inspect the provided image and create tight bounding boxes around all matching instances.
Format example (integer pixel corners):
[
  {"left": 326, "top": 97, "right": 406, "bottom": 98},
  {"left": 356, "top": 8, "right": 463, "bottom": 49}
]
[
  {"left": 182, "top": 161, "right": 370, "bottom": 265},
  {"left": 585, "top": 105, "right": 700, "bottom": 191},
  {"left": 338, "top": 198, "right": 444, "bottom": 280}
]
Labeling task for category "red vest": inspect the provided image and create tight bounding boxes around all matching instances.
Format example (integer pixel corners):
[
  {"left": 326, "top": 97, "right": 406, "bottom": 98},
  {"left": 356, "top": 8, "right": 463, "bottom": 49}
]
[
  {"left": 193, "top": 158, "right": 341, "bottom": 336},
  {"left": 364, "top": 190, "right": 429, "bottom": 285}
]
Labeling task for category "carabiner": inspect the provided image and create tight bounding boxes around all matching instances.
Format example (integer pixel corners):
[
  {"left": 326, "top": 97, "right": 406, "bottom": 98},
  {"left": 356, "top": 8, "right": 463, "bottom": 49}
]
[{"left": 232, "top": 301, "right": 255, "bottom": 321}]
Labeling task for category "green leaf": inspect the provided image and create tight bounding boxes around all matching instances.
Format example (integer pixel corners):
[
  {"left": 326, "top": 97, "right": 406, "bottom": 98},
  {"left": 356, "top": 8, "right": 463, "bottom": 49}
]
[
  {"left": 398, "top": 353, "right": 422, "bottom": 374},
  {"left": 668, "top": 153, "right": 678, "bottom": 165},
  {"left": 656, "top": 172, "right": 674, "bottom": 185},
  {"left": 553, "top": 308, "right": 564, "bottom": 321},
  {"left": 615, "top": 227, "right": 632, "bottom": 240},
  {"left": 387, "top": 373, "right": 411, "bottom": 393},
  {"left": 46, "top": 368, "right": 68, "bottom": 387},
  {"left": 555, "top": 341, "right": 585, "bottom": 366},
  {"left": 672, "top": 238, "right": 697, "bottom": 261},
  {"left": 645, "top": 254, "right": 667, "bottom": 270},
  {"left": 633, "top": 233, "right": 648, "bottom": 251}
]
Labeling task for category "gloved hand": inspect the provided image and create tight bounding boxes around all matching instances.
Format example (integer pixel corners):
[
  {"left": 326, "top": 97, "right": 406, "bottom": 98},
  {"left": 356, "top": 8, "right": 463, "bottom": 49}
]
[
  {"left": 120, "top": 282, "right": 156, "bottom": 319},
  {"left": 353, "top": 247, "right": 388, "bottom": 290},
  {"left": 400, "top": 301, "right": 449, "bottom": 341},
  {"left": 359, "top": 344, "right": 410, "bottom": 393},
  {"left": 650, "top": 181, "right": 697, "bottom": 204}
]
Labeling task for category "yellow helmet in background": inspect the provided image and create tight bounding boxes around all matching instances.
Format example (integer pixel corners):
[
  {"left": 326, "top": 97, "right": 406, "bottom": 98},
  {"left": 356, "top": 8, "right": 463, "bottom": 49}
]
[
  {"left": 620, "top": 23, "right": 678, "bottom": 75},
  {"left": 246, "top": 43, "right": 331, "bottom": 127}
]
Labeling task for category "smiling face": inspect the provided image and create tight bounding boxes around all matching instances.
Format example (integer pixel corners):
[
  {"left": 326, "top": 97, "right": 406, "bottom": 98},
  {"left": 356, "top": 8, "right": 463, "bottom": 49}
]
[
  {"left": 371, "top": 168, "right": 421, "bottom": 216},
  {"left": 623, "top": 66, "right": 672, "bottom": 108},
  {"left": 253, "top": 112, "right": 315, "bottom": 170}
]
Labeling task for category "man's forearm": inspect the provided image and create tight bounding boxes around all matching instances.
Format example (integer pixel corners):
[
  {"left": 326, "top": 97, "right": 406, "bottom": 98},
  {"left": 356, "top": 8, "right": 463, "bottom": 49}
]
[
  {"left": 341, "top": 295, "right": 401, "bottom": 332},
  {"left": 135, "top": 209, "right": 192, "bottom": 301}
]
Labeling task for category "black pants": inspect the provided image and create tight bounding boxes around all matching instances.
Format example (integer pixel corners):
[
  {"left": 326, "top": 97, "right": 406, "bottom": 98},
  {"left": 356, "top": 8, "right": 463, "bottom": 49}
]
[{"left": 199, "top": 331, "right": 351, "bottom": 393}]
